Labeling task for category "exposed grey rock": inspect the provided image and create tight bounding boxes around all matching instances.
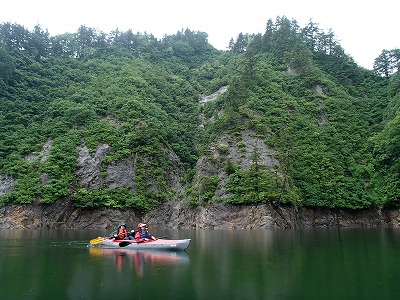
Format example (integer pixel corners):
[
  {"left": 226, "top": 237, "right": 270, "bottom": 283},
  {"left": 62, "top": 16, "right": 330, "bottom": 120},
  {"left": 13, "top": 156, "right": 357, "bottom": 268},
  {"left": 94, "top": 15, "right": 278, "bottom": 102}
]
[
  {"left": 0, "top": 199, "right": 141, "bottom": 230},
  {"left": 40, "top": 138, "right": 52, "bottom": 162},
  {"left": 145, "top": 201, "right": 393, "bottom": 229},
  {"left": 191, "top": 130, "right": 280, "bottom": 203},
  {"left": 75, "top": 143, "right": 111, "bottom": 190},
  {"left": 312, "top": 85, "right": 325, "bottom": 95},
  {"left": 199, "top": 86, "right": 228, "bottom": 105},
  {"left": 105, "top": 157, "right": 136, "bottom": 191},
  {"left": 0, "top": 199, "right": 398, "bottom": 230},
  {"left": 40, "top": 173, "right": 50, "bottom": 186},
  {"left": 0, "top": 175, "right": 14, "bottom": 195},
  {"left": 24, "top": 138, "right": 52, "bottom": 162},
  {"left": 224, "top": 130, "right": 278, "bottom": 170}
]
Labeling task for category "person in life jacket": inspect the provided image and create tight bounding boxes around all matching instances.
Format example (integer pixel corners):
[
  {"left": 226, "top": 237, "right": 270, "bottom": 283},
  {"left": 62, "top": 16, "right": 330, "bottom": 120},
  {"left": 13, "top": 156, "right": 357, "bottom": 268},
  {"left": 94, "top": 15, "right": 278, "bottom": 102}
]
[
  {"left": 109, "top": 221, "right": 134, "bottom": 240},
  {"left": 134, "top": 223, "right": 157, "bottom": 242}
]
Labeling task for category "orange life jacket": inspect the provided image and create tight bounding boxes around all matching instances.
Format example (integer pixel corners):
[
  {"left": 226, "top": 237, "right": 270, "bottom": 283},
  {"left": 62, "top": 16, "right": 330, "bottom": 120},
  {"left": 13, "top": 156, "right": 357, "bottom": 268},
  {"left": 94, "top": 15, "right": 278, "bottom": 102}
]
[{"left": 117, "top": 226, "right": 127, "bottom": 239}]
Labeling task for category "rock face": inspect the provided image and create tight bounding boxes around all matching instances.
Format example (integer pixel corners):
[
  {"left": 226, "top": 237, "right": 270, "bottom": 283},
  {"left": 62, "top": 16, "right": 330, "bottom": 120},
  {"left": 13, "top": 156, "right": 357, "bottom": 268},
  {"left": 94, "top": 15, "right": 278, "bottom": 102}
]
[
  {"left": 1, "top": 199, "right": 400, "bottom": 230},
  {"left": 145, "top": 201, "right": 400, "bottom": 229},
  {"left": 1, "top": 126, "right": 399, "bottom": 230},
  {"left": 199, "top": 86, "right": 228, "bottom": 105},
  {"left": 73, "top": 141, "right": 183, "bottom": 193},
  {"left": 0, "top": 199, "right": 141, "bottom": 230},
  {"left": 75, "top": 143, "right": 112, "bottom": 190},
  {"left": 74, "top": 143, "right": 139, "bottom": 191},
  {"left": 1, "top": 87, "right": 399, "bottom": 230},
  {"left": 0, "top": 175, "right": 14, "bottom": 196}
]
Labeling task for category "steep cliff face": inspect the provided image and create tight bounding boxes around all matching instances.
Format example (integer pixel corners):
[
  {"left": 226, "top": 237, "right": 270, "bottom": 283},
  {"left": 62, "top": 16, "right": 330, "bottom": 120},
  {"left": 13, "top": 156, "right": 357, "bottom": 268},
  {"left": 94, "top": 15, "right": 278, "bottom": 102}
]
[
  {"left": 0, "top": 199, "right": 141, "bottom": 229},
  {"left": 1, "top": 199, "right": 400, "bottom": 229},
  {"left": 188, "top": 129, "right": 280, "bottom": 204},
  {"left": 73, "top": 141, "right": 185, "bottom": 193},
  {"left": 0, "top": 87, "right": 397, "bottom": 229},
  {"left": 1, "top": 143, "right": 181, "bottom": 198},
  {"left": 1, "top": 130, "right": 399, "bottom": 229},
  {"left": 0, "top": 175, "right": 14, "bottom": 196},
  {"left": 145, "top": 201, "right": 400, "bottom": 229}
]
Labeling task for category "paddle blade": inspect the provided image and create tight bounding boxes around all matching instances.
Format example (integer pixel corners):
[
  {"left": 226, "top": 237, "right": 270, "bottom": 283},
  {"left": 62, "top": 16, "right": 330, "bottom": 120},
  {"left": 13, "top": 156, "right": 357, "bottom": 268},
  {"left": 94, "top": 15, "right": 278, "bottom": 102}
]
[
  {"left": 119, "top": 241, "right": 131, "bottom": 247},
  {"left": 89, "top": 237, "right": 105, "bottom": 245}
]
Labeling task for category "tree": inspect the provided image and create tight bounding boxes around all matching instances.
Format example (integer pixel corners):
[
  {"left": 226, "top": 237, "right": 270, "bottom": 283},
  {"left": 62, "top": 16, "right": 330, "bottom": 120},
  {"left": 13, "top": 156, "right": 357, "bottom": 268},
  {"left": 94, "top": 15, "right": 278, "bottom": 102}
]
[
  {"left": 50, "top": 33, "right": 77, "bottom": 57},
  {"left": 302, "top": 19, "right": 320, "bottom": 51},
  {"left": 269, "top": 16, "right": 301, "bottom": 57},
  {"left": 231, "top": 32, "right": 248, "bottom": 53},
  {"left": 0, "top": 23, "right": 32, "bottom": 53},
  {"left": 373, "top": 49, "right": 400, "bottom": 77},
  {"left": 113, "top": 29, "right": 137, "bottom": 51},
  {"left": 228, "top": 38, "right": 235, "bottom": 51},
  {"left": 0, "top": 48, "right": 15, "bottom": 86},
  {"left": 262, "top": 18, "right": 274, "bottom": 52},
  {"left": 31, "top": 24, "right": 50, "bottom": 59},
  {"left": 373, "top": 113, "right": 400, "bottom": 205},
  {"left": 75, "top": 25, "right": 97, "bottom": 58}
]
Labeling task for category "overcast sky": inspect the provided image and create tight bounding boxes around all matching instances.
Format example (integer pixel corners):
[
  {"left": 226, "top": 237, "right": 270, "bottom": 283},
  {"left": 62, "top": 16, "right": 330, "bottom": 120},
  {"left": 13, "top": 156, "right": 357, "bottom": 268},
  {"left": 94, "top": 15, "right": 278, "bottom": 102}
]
[{"left": 1, "top": 0, "right": 398, "bottom": 69}]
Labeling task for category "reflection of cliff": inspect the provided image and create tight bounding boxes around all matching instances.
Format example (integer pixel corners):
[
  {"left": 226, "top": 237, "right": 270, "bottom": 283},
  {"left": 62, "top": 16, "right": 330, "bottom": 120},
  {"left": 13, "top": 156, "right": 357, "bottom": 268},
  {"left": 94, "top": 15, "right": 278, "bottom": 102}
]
[{"left": 89, "top": 248, "right": 190, "bottom": 275}]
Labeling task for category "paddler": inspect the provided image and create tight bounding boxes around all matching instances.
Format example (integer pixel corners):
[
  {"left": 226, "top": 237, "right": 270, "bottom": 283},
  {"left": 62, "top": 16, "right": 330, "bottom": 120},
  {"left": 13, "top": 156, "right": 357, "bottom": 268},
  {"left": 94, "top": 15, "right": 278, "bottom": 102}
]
[
  {"left": 109, "top": 221, "right": 134, "bottom": 240},
  {"left": 134, "top": 223, "right": 157, "bottom": 242}
]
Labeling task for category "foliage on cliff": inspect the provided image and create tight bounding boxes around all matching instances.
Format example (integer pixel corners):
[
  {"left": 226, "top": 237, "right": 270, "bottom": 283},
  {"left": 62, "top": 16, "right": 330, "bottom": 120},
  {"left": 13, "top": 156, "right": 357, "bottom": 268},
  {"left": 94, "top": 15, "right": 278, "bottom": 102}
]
[{"left": 0, "top": 17, "right": 398, "bottom": 210}]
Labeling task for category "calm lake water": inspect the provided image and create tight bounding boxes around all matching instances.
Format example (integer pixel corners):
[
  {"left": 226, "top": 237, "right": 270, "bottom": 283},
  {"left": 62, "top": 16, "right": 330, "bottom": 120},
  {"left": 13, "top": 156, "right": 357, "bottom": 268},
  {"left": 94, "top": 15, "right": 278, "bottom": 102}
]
[{"left": 1, "top": 228, "right": 400, "bottom": 300}]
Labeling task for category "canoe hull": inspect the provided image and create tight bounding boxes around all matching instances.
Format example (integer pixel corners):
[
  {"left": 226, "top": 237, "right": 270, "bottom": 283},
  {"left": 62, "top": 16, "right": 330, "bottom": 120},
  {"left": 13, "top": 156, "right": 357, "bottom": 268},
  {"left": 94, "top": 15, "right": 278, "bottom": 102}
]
[{"left": 97, "top": 238, "right": 191, "bottom": 251}]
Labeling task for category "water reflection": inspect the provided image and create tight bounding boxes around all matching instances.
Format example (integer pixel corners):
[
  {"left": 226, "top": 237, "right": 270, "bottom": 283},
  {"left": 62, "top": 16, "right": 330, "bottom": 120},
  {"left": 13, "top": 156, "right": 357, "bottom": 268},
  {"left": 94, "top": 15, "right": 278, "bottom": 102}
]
[
  {"left": 88, "top": 247, "right": 190, "bottom": 275},
  {"left": 1, "top": 229, "right": 400, "bottom": 299}
]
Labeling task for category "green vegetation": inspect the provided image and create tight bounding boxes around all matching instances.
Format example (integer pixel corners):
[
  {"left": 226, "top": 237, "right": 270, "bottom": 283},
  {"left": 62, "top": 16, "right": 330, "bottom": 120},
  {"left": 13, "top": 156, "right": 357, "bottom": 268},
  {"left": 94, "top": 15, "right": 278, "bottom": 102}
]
[{"left": 0, "top": 17, "right": 399, "bottom": 210}]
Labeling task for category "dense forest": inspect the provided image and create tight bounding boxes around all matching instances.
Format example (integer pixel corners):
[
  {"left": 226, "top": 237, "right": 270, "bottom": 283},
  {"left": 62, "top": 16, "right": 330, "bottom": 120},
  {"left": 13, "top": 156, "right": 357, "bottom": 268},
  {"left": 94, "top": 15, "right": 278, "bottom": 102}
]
[{"left": 0, "top": 16, "right": 399, "bottom": 212}]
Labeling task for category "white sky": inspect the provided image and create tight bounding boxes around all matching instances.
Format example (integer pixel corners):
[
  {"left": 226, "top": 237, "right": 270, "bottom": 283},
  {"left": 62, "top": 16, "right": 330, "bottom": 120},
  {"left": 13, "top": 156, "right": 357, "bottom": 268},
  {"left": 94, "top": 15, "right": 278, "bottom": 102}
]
[{"left": 0, "top": 0, "right": 398, "bottom": 69}]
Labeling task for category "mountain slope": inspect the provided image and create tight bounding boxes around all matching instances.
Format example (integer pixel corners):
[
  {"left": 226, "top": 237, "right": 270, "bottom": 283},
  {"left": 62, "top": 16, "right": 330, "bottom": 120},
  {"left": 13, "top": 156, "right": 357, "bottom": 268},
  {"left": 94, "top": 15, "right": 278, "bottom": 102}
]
[{"left": 0, "top": 20, "right": 398, "bottom": 212}]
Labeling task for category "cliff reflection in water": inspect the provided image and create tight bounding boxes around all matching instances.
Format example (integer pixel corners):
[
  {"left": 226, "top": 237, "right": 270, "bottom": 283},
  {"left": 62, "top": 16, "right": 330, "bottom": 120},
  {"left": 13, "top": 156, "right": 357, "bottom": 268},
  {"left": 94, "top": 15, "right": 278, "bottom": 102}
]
[{"left": 88, "top": 247, "right": 190, "bottom": 275}]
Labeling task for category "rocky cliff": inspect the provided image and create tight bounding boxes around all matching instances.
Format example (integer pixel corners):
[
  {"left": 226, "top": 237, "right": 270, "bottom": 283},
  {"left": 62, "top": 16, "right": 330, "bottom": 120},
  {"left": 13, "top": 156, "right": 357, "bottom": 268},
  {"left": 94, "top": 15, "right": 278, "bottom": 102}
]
[
  {"left": 1, "top": 87, "right": 398, "bottom": 230},
  {"left": 1, "top": 199, "right": 400, "bottom": 230}
]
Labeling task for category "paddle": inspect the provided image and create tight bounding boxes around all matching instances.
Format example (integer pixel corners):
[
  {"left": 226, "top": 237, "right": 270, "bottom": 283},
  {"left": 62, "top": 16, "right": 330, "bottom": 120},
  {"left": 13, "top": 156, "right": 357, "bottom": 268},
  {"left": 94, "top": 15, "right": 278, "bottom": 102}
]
[
  {"left": 89, "top": 237, "right": 105, "bottom": 245},
  {"left": 118, "top": 236, "right": 169, "bottom": 247},
  {"left": 119, "top": 241, "right": 132, "bottom": 247}
]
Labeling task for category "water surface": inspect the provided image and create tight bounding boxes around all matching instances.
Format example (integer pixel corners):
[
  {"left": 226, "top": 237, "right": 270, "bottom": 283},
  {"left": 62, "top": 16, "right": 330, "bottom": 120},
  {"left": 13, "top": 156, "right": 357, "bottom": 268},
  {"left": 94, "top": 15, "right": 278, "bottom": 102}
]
[{"left": 0, "top": 228, "right": 399, "bottom": 299}]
